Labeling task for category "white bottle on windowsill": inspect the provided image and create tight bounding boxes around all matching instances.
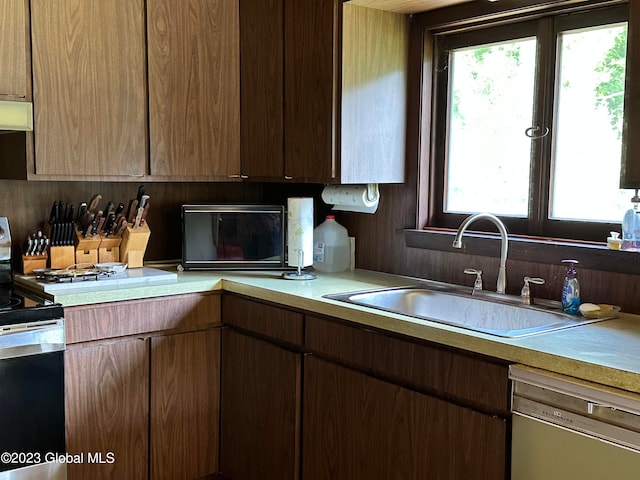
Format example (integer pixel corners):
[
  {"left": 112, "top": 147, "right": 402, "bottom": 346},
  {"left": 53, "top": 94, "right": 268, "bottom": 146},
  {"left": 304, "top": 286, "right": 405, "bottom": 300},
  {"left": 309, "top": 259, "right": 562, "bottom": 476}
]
[{"left": 622, "top": 189, "right": 640, "bottom": 251}]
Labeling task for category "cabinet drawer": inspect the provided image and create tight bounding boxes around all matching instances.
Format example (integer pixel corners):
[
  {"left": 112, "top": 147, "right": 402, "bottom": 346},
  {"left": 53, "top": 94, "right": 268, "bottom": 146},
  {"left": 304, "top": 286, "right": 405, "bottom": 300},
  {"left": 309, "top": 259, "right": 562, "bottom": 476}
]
[
  {"left": 305, "top": 315, "right": 509, "bottom": 413},
  {"left": 222, "top": 295, "right": 304, "bottom": 345},
  {"left": 66, "top": 293, "right": 221, "bottom": 344}
]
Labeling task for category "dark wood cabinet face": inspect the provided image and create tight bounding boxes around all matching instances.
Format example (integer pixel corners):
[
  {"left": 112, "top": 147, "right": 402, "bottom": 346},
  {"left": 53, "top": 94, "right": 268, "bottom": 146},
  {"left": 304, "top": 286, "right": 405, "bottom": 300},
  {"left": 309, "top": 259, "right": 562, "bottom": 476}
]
[
  {"left": 302, "top": 356, "right": 508, "bottom": 480},
  {"left": 220, "top": 329, "right": 301, "bottom": 480}
]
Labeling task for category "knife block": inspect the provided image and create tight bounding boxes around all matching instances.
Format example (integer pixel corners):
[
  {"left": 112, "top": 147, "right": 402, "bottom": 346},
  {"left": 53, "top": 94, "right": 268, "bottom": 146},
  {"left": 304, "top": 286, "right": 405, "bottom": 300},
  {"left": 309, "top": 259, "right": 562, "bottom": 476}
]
[
  {"left": 119, "top": 223, "right": 150, "bottom": 268},
  {"left": 98, "top": 235, "right": 121, "bottom": 263},
  {"left": 49, "top": 246, "right": 75, "bottom": 269},
  {"left": 22, "top": 254, "right": 47, "bottom": 274},
  {"left": 75, "top": 229, "right": 101, "bottom": 265}
]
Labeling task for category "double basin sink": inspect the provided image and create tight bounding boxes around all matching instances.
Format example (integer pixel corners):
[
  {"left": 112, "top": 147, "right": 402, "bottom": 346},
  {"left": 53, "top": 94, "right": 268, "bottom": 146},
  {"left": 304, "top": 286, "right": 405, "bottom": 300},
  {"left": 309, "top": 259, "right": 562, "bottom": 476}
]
[{"left": 324, "top": 281, "right": 617, "bottom": 338}]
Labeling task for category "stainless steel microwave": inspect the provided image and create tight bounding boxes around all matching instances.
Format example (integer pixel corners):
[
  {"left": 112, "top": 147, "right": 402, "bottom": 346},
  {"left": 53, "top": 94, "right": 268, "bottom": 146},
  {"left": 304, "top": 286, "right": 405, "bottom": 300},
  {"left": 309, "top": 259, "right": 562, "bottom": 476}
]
[{"left": 181, "top": 204, "right": 286, "bottom": 270}]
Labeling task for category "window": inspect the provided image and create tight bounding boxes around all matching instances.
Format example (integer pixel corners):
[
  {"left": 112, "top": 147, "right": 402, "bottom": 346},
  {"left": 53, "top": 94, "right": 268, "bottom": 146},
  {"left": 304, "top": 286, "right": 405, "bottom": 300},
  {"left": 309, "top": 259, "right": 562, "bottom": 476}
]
[{"left": 428, "top": 5, "right": 629, "bottom": 241}]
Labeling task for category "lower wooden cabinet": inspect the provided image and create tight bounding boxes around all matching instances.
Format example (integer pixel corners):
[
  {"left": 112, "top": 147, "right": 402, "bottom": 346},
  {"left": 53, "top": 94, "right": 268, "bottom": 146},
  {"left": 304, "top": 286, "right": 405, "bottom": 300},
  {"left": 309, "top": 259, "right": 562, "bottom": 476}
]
[
  {"left": 150, "top": 329, "right": 221, "bottom": 480},
  {"left": 302, "top": 355, "right": 508, "bottom": 480},
  {"left": 64, "top": 293, "right": 221, "bottom": 480},
  {"left": 220, "top": 295, "right": 509, "bottom": 480},
  {"left": 65, "top": 338, "right": 149, "bottom": 480},
  {"left": 65, "top": 292, "right": 510, "bottom": 480},
  {"left": 220, "top": 329, "right": 301, "bottom": 480}
]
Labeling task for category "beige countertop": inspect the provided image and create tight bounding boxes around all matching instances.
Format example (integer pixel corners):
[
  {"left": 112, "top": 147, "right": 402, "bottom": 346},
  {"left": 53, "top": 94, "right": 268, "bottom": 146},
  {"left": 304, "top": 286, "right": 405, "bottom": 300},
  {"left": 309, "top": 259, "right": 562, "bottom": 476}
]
[{"left": 43, "top": 267, "right": 640, "bottom": 394}]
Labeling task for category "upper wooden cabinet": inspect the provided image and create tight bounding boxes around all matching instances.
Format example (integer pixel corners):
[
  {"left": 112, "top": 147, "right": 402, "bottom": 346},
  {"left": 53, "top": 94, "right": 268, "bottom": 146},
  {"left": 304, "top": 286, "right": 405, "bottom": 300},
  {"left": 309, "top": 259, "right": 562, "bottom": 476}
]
[
  {"left": 239, "top": 0, "right": 285, "bottom": 180},
  {"left": 147, "top": 0, "right": 240, "bottom": 180},
  {"left": 1, "top": 0, "right": 239, "bottom": 181},
  {"left": 241, "top": 0, "right": 408, "bottom": 183},
  {"left": 621, "top": 0, "right": 640, "bottom": 188},
  {"left": 0, "top": 0, "right": 29, "bottom": 99},
  {"left": 30, "top": 0, "right": 147, "bottom": 178}
]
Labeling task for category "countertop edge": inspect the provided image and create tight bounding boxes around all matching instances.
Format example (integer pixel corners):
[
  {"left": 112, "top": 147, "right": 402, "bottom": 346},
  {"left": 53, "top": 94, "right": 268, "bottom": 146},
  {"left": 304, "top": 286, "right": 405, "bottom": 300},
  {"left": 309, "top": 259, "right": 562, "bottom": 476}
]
[{"left": 52, "top": 268, "right": 640, "bottom": 394}]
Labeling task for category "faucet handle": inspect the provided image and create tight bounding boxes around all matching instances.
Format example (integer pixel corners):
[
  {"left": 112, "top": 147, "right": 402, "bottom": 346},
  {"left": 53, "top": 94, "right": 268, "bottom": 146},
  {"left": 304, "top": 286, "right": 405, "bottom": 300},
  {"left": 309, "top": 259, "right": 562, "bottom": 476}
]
[
  {"left": 521, "top": 276, "right": 545, "bottom": 305},
  {"left": 464, "top": 268, "right": 483, "bottom": 293}
]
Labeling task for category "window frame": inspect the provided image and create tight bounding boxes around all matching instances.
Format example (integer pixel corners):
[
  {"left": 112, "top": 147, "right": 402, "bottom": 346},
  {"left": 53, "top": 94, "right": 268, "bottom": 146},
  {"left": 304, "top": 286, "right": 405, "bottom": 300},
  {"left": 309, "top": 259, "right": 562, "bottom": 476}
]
[{"left": 423, "top": 3, "right": 629, "bottom": 242}]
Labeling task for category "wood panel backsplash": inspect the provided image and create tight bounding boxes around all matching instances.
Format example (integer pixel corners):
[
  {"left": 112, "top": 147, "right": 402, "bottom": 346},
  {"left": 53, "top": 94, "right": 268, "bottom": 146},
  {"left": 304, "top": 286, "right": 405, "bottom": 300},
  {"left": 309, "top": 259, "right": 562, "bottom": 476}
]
[
  {"left": 0, "top": 180, "right": 263, "bottom": 267},
  {"left": 3, "top": 177, "right": 638, "bottom": 314},
  {"left": 0, "top": 180, "right": 325, "bottom": 272}
]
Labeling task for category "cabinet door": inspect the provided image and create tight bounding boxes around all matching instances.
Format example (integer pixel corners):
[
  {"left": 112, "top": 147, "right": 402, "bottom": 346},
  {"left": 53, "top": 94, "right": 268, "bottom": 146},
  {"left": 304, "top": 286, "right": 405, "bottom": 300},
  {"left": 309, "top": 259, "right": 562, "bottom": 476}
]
[
  {"left": 284, "top": 0, "right": 338, "bottom": 182},
  {"left": 303, "top": 356, "right": 508, "bottom": 480},
  {"left": 0, "top": 0, "right": 29, "bottom": 99},
  {"left": 30, "top": 0, "right": 147, "bottom": 177},
  {"left": 147, "top": 0, "right": 240, "bottom": 179},
  {"left": 65, "top": 338, "right": 149, "bottom": 480},
  {"left": 150, "top": 329, "right": 221, "bottom": 479},
  {"left": 220, "top": 329, "right": 301, "bottom": 480},
  {"left": 239, "top": 0, "right": 285, "bottom": 180}
]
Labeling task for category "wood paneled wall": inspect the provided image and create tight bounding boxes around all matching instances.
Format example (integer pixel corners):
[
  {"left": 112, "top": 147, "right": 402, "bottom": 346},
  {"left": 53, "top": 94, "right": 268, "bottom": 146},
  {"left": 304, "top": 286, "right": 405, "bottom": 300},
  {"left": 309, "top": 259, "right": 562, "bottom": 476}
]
[{"left": 3, "top": 176, "right": 636, "bottom": 313}]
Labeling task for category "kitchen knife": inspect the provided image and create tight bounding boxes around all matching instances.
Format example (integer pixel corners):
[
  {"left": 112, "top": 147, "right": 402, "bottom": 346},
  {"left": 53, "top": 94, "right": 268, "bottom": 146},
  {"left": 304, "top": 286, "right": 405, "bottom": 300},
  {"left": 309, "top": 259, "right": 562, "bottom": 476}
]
[
  {"left": 76, "top": 202, "right": 87, "bottom": 223},
  {"left": 135, "top": 185, "right": 145, "bottom": 204},
  {"left": 79, "top": 211, "right": 91, "bottom": 232},
  {"left": 88, "top": 194, "right": 102, "bottom": 214},
  {"left": 49, "top": 201, "right": 59, "bottom": 224},
  {"left": 139, "top": 200, "right": 150, "bottom": 227},
  {"left": 90, "top": 218, "right": 99, "bottom": 237},
  {"left": 104, "top": 201, "right": 115, "bottom": 216},
  {"left": 104, "top": 213, "right": 116, "bottom": 235},
  {"left": 25, "top": 236, "right": 33, "bottom": 256},
  {"left": 125, "top": 199, "right": 135, "bottom": 221},
  {"left": 60, "top": 223, "right": 68, "bottom": 246},
  {"left": 83, "top": 213, "right": 95, "bottom": 237},
  {"left": 50, "top": 223, "right": 58, "bottom": 246},
  {"left": 115, "top": 218, "right": 128, "bottom": 236},
  {"left": 114, "top": 202, "right": 125, "bottom": 216},
  {"left": 66, "top": 204, "right": 75, "bottom": 223},
  {"left": 67, "top": 222, "right": 74, "bottom": 245},
  {"left": 127, "top": 200, "right": 138, "bottom": 224}
]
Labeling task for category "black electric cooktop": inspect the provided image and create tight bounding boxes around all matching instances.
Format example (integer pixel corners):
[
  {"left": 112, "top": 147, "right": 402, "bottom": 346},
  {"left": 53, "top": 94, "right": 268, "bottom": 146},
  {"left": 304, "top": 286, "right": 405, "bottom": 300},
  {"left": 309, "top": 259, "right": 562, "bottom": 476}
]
[{"left": 0, "top": 285, "right": 63, "bottom": 326}]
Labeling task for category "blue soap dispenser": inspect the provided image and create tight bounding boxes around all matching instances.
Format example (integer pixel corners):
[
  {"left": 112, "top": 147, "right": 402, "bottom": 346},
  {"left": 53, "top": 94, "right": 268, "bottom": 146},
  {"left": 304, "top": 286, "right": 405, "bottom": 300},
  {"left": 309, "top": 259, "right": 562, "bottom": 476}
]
[{"left": 561, "top": 259, "right": 580, "bottom": 315}]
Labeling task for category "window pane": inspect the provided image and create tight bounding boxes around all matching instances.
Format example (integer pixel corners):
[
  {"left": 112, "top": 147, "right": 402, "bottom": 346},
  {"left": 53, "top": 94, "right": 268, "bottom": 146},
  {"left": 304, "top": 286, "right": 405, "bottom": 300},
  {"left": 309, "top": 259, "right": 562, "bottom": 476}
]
[
  {"left": 551, "top": 23, "right": 628, "bottom": 222},
  {"left": 445, "top": 38, "right": 537, "bottom": 216}
]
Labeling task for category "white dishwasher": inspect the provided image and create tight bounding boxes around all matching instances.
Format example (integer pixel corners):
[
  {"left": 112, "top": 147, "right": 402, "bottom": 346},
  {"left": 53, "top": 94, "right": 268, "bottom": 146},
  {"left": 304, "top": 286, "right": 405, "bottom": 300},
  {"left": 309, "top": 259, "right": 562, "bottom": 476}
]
[{"left": 509, "top": 365, "right": 640, "bottom": 480}]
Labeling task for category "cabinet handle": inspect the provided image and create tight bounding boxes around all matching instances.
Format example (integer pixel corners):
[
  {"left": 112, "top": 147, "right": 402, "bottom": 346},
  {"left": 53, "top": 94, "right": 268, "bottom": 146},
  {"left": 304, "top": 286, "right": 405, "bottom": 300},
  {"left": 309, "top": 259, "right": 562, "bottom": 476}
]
[
  {"left": 228, "top": 174, "right": 249, "bottom": 179},
  {"left": 284, "top": 176, "right": 293, "bottom": 180}
]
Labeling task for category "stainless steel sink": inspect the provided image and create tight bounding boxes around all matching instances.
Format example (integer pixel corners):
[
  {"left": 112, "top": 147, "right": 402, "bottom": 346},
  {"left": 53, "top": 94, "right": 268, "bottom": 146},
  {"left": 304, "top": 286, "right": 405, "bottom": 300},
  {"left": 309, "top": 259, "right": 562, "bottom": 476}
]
[{"left": 324, "top": 283, "right": 617, "bottom": 338}]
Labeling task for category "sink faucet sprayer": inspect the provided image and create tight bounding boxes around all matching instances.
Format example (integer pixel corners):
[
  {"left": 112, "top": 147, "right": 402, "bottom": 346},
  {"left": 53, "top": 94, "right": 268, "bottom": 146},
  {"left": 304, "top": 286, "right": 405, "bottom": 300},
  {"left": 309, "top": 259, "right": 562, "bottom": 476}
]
[{"left": 452, "top": 213, "right": 509, "bottom": 294}]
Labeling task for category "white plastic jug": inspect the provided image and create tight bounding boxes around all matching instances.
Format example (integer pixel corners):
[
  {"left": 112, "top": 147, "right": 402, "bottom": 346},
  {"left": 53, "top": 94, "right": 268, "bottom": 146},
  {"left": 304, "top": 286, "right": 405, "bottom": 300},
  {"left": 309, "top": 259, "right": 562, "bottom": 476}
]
[{"left": 313, "top": 215, "right": 350, "bottom": 272}]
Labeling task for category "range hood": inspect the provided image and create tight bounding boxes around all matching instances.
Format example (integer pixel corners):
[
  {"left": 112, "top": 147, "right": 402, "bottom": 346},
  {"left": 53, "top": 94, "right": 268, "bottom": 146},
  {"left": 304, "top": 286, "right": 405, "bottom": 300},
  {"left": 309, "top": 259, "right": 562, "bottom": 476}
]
[{"left": 0, "top": 100, "right": 33, "bottom": 131}]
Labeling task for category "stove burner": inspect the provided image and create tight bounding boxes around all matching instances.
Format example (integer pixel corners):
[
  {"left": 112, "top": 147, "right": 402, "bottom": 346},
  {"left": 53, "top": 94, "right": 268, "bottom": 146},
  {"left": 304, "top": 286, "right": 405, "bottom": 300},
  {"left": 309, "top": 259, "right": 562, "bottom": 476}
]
[
  {"left": 35, "top": 266, "right": 113, "bottom": 283},
  {"left": 0, "top": 296, "right": 21, "bottom": 309}
]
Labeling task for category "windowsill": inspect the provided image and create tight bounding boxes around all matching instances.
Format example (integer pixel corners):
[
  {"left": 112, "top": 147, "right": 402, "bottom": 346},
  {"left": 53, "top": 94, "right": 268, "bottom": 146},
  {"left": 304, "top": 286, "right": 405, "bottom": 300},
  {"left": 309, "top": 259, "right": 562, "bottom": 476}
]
[{"left": 403, "top": 228, "right": 640, "bottom": 275}]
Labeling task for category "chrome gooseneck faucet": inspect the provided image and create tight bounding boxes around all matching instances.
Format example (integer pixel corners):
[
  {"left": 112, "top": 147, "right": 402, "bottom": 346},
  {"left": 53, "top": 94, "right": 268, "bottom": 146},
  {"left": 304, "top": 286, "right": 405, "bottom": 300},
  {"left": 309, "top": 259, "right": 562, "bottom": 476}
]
[{"left": 452, "top": 213, "right": 509, "bottom": 294}]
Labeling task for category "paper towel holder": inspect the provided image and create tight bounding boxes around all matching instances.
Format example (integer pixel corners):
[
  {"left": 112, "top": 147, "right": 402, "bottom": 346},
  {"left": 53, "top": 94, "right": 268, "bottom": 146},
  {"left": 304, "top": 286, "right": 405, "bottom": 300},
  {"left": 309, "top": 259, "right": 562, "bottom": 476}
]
[
  {"left": 321, "top": 183, "right": 380, "bottom": 214},
  {"left": 282, "top": 249, "right": 316, "bottom": 281}
]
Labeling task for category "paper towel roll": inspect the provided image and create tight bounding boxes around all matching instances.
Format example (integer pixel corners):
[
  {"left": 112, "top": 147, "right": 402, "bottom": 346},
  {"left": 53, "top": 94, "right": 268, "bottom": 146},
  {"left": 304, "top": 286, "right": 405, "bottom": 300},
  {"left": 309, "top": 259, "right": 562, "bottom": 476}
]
[
  {"left": 287, "top": 197, "right": 314, "bottom": 267},
  {"left": 321, "top": 184, "right": 379, "bottom": 214}
]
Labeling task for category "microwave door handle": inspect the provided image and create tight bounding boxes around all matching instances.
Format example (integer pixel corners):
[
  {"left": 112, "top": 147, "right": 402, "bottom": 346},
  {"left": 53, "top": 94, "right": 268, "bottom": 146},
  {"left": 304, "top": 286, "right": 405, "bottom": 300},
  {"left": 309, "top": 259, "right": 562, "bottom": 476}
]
[
  {"left": 211, "top": 215, "right": 220, "bottom": 259},
  {"left": 213, "top": 215, "right": 220, "bottom": 244}
]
